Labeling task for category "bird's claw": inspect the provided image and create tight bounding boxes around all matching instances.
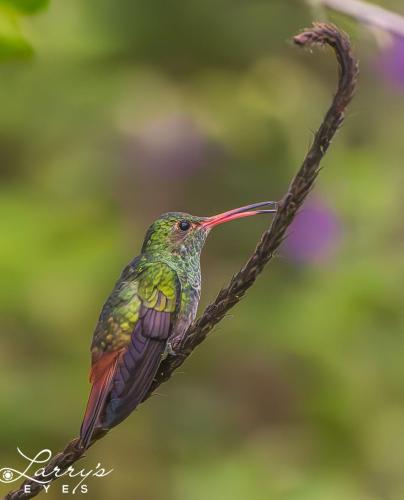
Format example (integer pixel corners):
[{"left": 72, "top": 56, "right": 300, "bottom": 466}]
[{"left": 164, "top": 342, "right": 177, "bottom": 358}]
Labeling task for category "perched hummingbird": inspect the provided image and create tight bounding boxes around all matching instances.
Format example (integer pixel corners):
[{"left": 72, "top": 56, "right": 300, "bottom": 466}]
[{"left": 80, "top": 201, "right": 277, "bottom": 448}]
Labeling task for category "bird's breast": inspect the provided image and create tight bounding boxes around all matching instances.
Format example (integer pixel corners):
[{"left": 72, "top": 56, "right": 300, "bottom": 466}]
[{"left": 171, "top": 282, "right": 201, "bottom": 341}]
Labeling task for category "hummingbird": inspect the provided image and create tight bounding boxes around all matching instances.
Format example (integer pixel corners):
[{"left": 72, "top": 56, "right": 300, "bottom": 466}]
[{"left": 80, "top": 201, "right": 277, "bottom": 449}]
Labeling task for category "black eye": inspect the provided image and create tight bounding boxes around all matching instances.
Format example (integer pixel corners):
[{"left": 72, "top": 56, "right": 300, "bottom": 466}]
[{"left": 178, "top": 220, "right": 191, "bottom": 231}]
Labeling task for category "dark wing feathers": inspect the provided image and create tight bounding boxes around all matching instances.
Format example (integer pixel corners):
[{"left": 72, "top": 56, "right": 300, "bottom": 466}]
[
  {"left": 103, "top": 312, "right": 169, "bottom": 427},
  {"left": 141, "top": 304, "right": 171, "bottom": 339}
]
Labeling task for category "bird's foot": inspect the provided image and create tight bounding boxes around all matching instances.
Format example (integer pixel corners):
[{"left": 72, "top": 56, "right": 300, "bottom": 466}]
[{"left": 163, "top": 342, "right": 177, "bottom": 358}]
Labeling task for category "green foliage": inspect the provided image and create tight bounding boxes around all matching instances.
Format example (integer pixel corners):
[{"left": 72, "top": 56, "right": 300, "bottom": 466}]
[
  {"left": 0, "top": 5, "right": 31, "bottom": 59},
  {"left": 0, "top": 0, "right": 48, "bottom": 60},
  {"left": 0, "top": 0, "right": 49, "bottom": 13}
]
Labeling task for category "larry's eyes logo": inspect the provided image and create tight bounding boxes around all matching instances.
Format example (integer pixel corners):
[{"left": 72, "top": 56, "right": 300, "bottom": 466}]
[{"left": 0, "top": 447, "right": 113, "bottom": 495}]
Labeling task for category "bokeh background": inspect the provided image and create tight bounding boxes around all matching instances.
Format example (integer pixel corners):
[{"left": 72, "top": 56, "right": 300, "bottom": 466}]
[{"left": 1, "top": 0, "right": 404, "bottom": 498}]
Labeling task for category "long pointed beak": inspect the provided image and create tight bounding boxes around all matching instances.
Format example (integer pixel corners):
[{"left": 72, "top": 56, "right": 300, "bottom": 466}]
[{"left": 202, "top": 201, "right": 278, "bottom": 229}]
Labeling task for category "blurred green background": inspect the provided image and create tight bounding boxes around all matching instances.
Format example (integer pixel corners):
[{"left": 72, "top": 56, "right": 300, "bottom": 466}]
[{"left": 1, "top": 0, "right": 404, "bottom": 498}]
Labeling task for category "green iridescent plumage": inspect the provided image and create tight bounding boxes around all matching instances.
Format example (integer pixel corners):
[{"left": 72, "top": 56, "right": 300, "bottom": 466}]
[{"left": 91, "top": 260, "right": 179, "bottom": 356}]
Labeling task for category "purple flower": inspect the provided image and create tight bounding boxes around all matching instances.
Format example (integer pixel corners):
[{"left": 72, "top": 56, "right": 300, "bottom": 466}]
[
  {"left": 129, "top": 114, "right": 212, "bottom": 178},
  {"left": 283, "top": 198, "right": 342, "bottom": 265},
  {"left": 377, "top": 35, "right": 404, "bottom": 89}
]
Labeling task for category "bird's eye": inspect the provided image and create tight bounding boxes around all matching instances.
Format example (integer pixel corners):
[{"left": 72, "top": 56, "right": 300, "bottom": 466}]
[{"left": 178, "top": 220, "right": 191, "bottom": 231}]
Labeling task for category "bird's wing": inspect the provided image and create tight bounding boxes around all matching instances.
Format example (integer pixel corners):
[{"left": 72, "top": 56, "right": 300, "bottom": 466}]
[{"left": 80, "top": 260, "right": 180, "bottom": 448}]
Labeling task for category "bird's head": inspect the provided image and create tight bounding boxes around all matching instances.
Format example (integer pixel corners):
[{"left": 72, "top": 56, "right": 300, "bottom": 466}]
[{"left": 141, "top": 201, "right": 278, "bottom": 258}]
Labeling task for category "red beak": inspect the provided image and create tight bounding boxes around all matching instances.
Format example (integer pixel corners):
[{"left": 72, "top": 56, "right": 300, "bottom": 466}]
[{"left": 202, "top": 201, "right": 277, "bottom": 229}]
